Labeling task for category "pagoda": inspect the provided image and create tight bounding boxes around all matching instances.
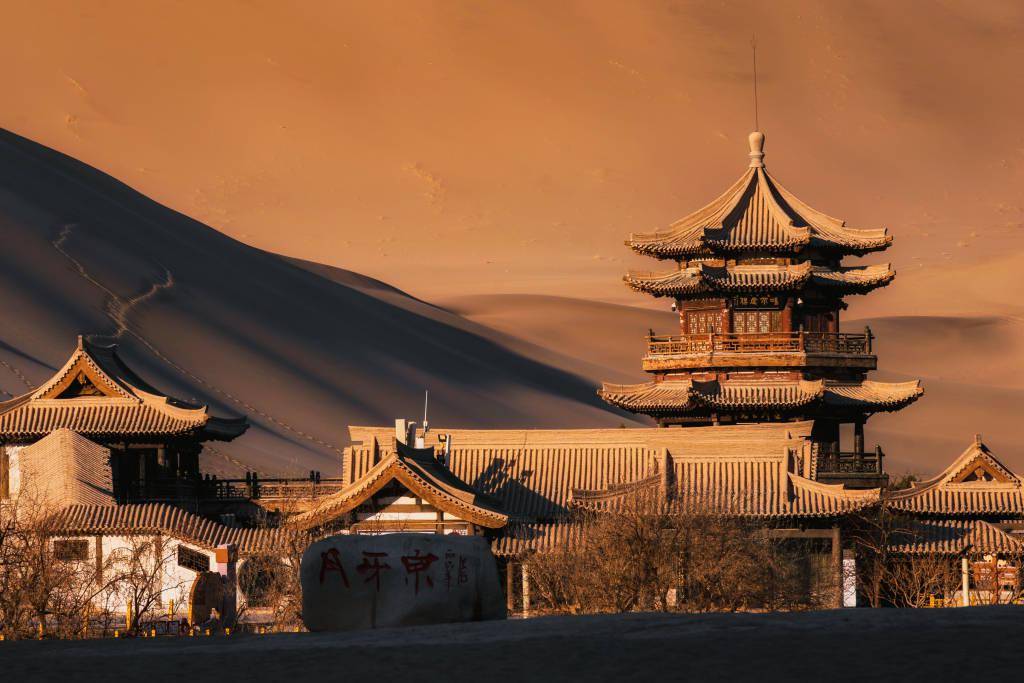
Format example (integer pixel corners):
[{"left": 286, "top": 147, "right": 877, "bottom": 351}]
[{"left": 599, "top": 132, "right": 922, "bottom": 488}]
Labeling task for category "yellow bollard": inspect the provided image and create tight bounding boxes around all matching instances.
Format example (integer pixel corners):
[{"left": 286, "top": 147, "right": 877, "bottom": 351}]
[
  {"left": 205, "top": 629, "right": 211, "bottom": 637},
  {"left": 38, "top": 622, "right": 44, "bottom": 639},
  {"left": 168, "top": 600, "right": 174, "bottom": 619},
  {"left": 225, "top": 627, "right": 231, "bottom": 636},
  {"left": 151, "top": 628, "right": 157, "bottom": 638},
  {"left": 114, "top": 630, "right": 120, "bottom": 639}
]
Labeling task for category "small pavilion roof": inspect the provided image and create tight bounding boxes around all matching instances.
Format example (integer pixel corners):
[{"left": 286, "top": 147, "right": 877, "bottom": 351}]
[
  {"left": 624, "top": 262, "right": 894, "bottom": 298},
  {"left": 289, "top": 438, "right": 509, "bottom": 530},
  {"left": 0, "top": 337, "right": 247, "bottom": 442},
  {"left": 890, "top": 519, "right": 1023, "bottom": 556},
  {"left": 627, "top": 132, "right": 891, "bottom": 259},
  {"left": 599, "top": 379, "right": 923, "bottom": 415},
  {"left": 887, "top": 438, "right": 1024, "bottom": 516}
]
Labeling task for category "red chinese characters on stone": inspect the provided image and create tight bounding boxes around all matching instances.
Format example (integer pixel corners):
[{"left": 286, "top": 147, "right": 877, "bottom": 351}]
[
  {"left": 444, "top": 549, "right": 456, "bottom": 591},
  {"left": 401, "top": 549, "right": 440, "bottom": 594},
  {"left": 319, "top": 548, "right": 350, "bottom": 587},
  {"left": 356, "top": 551, "right": 392, "bottom": 592}
]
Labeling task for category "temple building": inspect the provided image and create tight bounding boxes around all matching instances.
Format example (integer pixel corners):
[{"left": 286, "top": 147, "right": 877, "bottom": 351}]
[
  {"left": 598, "top": 132, "right": 922, "bottom": 488},
  {"left": 0, "top": 336, "right": 248, "bottom": 504}
]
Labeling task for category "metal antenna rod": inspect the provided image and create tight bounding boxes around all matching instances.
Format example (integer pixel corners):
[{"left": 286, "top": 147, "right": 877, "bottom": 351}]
[
  {"left": 423, "top": 390, "right": 429, "bottom": 428},
  {"left": 751, "top": 35, "right": 759, "bottom": 131}
]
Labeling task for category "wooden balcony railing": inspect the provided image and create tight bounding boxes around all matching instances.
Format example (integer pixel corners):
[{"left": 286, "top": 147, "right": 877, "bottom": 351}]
[
  {"left": 817, "top": 446, "right": 884, "bottom": 475},
  {"left": 646, "top": 329, "right": 873, "bottom": 357},
  {"left": 123, "top": 475, "right": 345, "bottom": 504}
]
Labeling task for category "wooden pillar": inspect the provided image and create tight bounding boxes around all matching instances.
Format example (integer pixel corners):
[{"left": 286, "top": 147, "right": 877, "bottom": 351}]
[
  {"left": 832, "top": 525, "right": 842, "bottom": 609},
  {"left": 524, "top": 561, "right": 532, "bottom": 618},
  {"left": 94, "top": 536, "right": 104, "bottom": 586},
  {"left": 962, "top": 557, "right": 970, "bottom": 607},
  {"left": 0, "top": 446, "right": 7, "bottom": 499},
  {"left": 854, "top": 421, "right": 865, "bottom": 454},
  {"left": 505, "top": 560, "right": 515, "bottom": 614},
  {"left": 138, "top": 448, "right": 146, "bottom": 498},
  {"left": 781, "top": 296, "right": 794, "bottom": 332}
]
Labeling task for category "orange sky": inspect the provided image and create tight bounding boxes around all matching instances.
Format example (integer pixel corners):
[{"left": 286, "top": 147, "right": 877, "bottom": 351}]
[{"left": 2, "top": 0, "right": 1023, "bottom": 311}]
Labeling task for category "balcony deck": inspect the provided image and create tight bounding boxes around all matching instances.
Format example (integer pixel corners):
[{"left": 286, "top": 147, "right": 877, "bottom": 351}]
[
  {"left": 815, "top": 447, "right": 888, "bottom": 489},
  {"left": 642, "top": 330, "right": 877, "bottom": 371},
  {"left": 123, "top": 477, "right": 346, "bottom": 512}
]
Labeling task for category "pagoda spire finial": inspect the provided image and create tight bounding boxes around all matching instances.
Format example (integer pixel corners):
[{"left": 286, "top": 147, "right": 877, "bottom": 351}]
[
  {"left": 748, "top": 37, "right": 765, "bottom": 168},
  {"left": 748, "top": 131, "right": 765, "bottom": 168}
]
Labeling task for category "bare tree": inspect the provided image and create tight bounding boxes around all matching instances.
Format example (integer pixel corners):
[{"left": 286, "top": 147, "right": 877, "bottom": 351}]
[
  {"left": 525, "top": 490, "right": 806, "bottom": 615},
  {"left": 105, "top": 536, "right": 188, "bottom": 635},
  {"left": 844, "top": 505, "right": 915, "bottom": 608},
  {"left": 885, "top": 553, "right": 961, "bottom": 608},
  {"left": 968, "top": 554, "right": 1024, "bottom": 606},
  {"left": 0, "top": 492, "right": 120, "bottom": 639}
]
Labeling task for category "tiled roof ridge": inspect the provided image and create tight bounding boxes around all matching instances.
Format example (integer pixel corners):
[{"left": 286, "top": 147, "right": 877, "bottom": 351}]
[
  {"left": 289, "top": 446, "right": 508, "bottom": 531},
  {"left": 50, "top": 503, "right": 290, "bottom": 555},
  {"left": 0, "top": 338, "right": 251, "bottom": 440},
  {"left": 627, "top": 159, "right": 891, "bottom": 257},
  {"left": 599, "top": 379, "right": 922, "bottom": 413},
  {"left": 28, "top": 337, "right": 135, "bottom": 402},
  {"left": 891, "top": 519, "right": 1024, "bottom": 556}
]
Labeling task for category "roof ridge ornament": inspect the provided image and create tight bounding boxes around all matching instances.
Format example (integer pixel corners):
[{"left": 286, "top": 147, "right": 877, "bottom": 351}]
[{"left": 748, "top": 131, "right": 765, "bottom": 168}]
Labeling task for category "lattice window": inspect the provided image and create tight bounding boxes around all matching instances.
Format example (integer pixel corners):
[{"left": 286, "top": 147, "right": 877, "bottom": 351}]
[
  {"left": 177, "top": 544, "right": 211, "bottom": 573},
  {"left": 53, "top": 539, "right": 89, "bottom": 562},
  {"left": 732, "top": 310, "right": 781, "bottom": 333},
  {"left": 686, "top": 310, "right": 723, "bottom": 335}
]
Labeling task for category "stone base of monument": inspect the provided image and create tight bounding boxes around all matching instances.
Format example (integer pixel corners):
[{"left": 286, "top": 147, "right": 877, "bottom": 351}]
[{"left": 300, "top": 534, "right": 506, "bottom": 631}]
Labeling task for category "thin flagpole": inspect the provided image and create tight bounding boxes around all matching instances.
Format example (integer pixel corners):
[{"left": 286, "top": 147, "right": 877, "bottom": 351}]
[{"left": 751, "top": 35, "right": 759, "bottom": 131}]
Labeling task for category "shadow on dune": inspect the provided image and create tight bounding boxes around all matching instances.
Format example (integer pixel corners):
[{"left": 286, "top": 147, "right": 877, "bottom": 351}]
[{"left": 0, "top": 128, "right": 634, "bottom": 475}]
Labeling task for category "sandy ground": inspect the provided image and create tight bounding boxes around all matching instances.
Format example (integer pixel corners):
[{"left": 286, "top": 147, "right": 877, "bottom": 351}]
[{"left": 3, "top": 608, "right": 1022, "bottom": 682}]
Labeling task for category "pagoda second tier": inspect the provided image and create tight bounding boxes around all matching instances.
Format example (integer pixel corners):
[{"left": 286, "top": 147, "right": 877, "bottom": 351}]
[
  {"left": 599, "top": 378, "right": 923, "bottom": 422},
  {"left": 624, "top": 262, "right": 895, "bottom": 298},
  {"left": 627, "top": 132, "right": 891, "bottom": 258}
]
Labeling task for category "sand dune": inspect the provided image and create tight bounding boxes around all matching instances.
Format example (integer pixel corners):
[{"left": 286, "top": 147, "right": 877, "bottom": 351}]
[
  {"left": 0, "top": 130, "right": 636, "bottom": 476},
  {"left": 440, "top": 294, "right": 675, "bottom": 384}
]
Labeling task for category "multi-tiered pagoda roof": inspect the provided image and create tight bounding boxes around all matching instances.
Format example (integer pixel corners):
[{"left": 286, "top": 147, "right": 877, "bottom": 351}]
[
  {"left": 627, "top": 132, "right": 891, "bottom": 258},
  {"left": 624, "top": 262, "right": 895, "bottom": 298},
  {"left": 601, "top": 378, "right": 923, "bottom": 417}
]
